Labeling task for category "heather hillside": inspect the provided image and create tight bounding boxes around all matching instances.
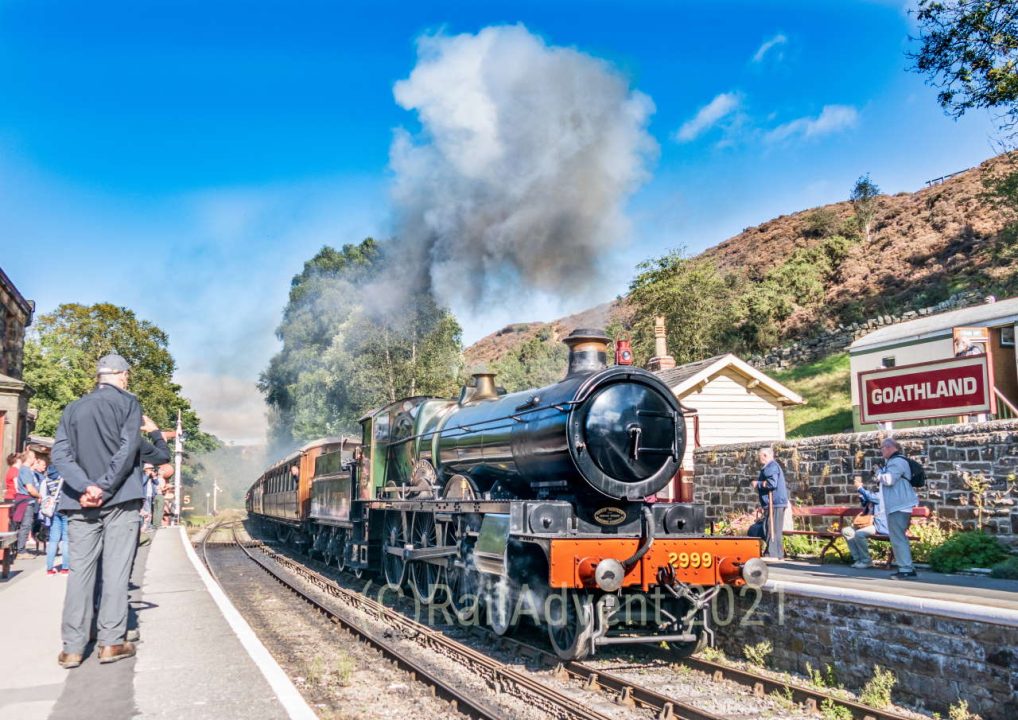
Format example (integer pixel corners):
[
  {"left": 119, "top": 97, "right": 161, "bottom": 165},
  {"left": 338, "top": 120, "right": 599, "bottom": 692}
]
[{"left": 466, "top": 153, "right": 1017, "bottom": 374}]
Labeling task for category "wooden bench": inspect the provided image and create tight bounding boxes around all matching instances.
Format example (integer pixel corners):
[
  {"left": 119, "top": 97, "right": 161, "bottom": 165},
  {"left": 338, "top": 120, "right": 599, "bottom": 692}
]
[{"left": 787, "top": 505, "right": 932, "bottom": 563}]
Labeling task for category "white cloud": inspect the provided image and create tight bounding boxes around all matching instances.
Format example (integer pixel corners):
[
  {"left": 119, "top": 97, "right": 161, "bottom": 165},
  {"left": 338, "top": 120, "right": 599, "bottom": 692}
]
[
  {"left": 752, "top": 33, "right": 788, "bottom": 63},
  {"left": 674, "top": 92, "right": 741, "bottom": 143},
  {"left": 176, "top": 372, "right": 268, "bottom": 445},
  {"left": 765, "top": 105, "right": 859, "bottom": 143}
]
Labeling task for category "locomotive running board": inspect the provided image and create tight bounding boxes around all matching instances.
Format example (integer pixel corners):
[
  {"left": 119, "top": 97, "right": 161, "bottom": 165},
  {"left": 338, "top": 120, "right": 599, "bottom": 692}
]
[{"left": 383, "top": 544, "right": 459, "bottom": 562}]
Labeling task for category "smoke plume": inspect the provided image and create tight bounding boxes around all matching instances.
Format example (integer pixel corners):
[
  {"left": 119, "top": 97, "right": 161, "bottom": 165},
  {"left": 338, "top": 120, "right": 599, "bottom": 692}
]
[{"left": 390, "top": 25, "right": 657, "bottom": 309}]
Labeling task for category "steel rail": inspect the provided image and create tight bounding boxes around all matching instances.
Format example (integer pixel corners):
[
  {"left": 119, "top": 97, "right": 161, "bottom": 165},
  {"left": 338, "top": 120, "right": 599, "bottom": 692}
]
[
  {"left": 232, "top": 527, "right": 613, "bottom": 720},
  {"left": 198, "top": 519, "right": 237, "bottom": 584},
  {"left": 473, "top": 630, "right": 725, "bottom": 720},
  {"left": 671, "top": 655, "right": 913, "bottom": 720}
]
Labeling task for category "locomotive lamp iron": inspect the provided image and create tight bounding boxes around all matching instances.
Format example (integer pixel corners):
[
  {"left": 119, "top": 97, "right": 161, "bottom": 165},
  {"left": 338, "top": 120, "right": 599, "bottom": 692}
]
[{"left": 247, "top": 328, "right": 766, "bottom": 660}]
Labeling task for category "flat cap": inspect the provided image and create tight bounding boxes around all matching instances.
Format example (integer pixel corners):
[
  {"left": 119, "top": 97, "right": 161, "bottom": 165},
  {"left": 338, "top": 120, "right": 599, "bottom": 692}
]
[{"left": 97, "top": 353, "right": 131, "bottom": 374}]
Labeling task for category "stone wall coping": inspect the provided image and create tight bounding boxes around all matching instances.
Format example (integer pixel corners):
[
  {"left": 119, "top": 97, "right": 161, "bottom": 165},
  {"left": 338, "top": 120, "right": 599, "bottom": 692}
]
[
  {"left": 694, "top": 419, "right": 1018, "bottom": 454},
  {"left": 768, "top": 579, "right": 1018, "bottom": 628}
]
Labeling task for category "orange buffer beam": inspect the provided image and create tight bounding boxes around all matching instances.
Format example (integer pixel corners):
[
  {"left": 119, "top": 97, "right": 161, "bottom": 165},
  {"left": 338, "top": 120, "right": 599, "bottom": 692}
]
[{"left": 548, "top": 537, "right": 761, "bottom": 591}]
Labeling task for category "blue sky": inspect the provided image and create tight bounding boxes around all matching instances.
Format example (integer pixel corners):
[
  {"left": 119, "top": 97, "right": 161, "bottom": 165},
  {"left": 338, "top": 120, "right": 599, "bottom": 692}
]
[{"left": 0, "top": 1, "right": 1002, "bottom": 442}]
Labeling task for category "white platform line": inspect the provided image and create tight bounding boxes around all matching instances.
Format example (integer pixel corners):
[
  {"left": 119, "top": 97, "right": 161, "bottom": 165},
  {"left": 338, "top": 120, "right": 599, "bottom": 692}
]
[
  {"left": 767, "top": 579, "right": 1018, "bottom": 628},
  {"left": 177, "top": 527, "right": 318, "bottom": 720}
]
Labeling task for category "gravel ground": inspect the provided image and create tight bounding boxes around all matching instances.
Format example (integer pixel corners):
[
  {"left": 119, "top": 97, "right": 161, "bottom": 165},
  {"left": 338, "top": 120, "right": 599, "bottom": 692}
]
[
  {"left": 586, "top": 652, "right": 818, "bottom": 719},
  {"left": 204, "top": 544, "right": 459, "bottom": 720}
]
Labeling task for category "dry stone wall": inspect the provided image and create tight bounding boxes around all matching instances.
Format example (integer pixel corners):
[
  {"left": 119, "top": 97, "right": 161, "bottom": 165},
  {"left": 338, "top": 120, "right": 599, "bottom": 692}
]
[
  {"left": 748, "top": 291, "right": 983, "bottom": 370},
  {"left": 693, "top": 419, "right": 1018, "bottom": 543}
]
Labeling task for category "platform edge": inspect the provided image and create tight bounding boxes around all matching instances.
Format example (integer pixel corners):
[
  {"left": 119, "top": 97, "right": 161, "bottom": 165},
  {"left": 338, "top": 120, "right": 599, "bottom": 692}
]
[
  {"left": 177, "top": 527, "right": 318, "bottom": 720},
  {"left": 766, "top": 578, "right": 1018, "bottom": 628}
]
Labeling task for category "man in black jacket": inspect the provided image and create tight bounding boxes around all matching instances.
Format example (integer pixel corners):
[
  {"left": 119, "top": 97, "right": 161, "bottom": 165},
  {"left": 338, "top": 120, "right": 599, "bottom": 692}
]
[{"left": 52, "top": 353, "right": 147, "bottom": 668}]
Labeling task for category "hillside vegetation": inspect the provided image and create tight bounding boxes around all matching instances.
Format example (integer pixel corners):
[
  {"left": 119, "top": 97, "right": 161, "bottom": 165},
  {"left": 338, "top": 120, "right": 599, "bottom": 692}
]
[{"left": 466, "top": 153, "right": 1018, "bottom": 376}]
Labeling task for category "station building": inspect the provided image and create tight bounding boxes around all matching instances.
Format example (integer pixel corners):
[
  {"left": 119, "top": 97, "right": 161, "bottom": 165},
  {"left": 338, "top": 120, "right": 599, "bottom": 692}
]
[
  {"left": 645, "top": 318, "right": 804, "bottom": 500},
  {"left": 849, "top": 296, "right": 1018, "bottom": 431},
  {"left": 0, "top": 266, "right": 35, "bottom": 480}
]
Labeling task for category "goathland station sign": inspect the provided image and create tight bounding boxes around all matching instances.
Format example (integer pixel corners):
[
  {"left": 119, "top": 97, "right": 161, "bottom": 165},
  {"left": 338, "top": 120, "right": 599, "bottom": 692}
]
[{"left": 858, "top": 355, "right": 993, "bottom": 425}]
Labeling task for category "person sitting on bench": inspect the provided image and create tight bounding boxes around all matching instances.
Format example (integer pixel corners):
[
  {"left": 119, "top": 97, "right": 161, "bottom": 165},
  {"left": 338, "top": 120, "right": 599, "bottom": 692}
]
[{"left": 841, "top": 477, "right": 887, "bottom": 569}]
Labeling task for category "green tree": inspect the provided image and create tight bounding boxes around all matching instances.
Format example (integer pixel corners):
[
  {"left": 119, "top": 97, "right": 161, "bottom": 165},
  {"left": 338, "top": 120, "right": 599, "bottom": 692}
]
[
  {"left": 626, "top": 251, "right": 741, "bottom": 365},
  {"left": 910, "top": 0, "right": 1018, "bottom": 138},
  {"left": 23, "top": 303, "right": 216, "bottom": 451},
  {"left": 850, "top": 174, "right": 881, "bottom": 242},
  {"left": 259, "top": 239, "right": 464, "bottom": 449},
  {"left": 802, "top": 208, "right": 840, "bottom": 239},
  {"left": 491, "top": 327, "right": 569, "bottom": 392}
]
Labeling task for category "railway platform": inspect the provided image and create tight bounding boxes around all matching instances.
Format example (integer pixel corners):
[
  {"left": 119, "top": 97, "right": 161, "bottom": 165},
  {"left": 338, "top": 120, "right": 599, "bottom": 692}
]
[
  {"left": 767, "top": 559, "right": 1018, "bottom": 619},
  {"left": 0, "top": 526, "right": 313, "bottom": 720}
]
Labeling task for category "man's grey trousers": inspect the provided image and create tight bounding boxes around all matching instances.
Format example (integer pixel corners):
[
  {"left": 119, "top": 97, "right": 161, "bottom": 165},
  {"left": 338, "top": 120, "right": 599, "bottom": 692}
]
[
  {"left": 61, "top": 500, "right": 142, "bottom": 654},
  {"left": 886, "top": 510, "right": 915, "bottom": 573}
]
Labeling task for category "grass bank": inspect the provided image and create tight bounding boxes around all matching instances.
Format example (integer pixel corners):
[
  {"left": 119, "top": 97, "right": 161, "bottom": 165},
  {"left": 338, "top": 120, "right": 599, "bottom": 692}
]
[{"left": 772, "top": 352, "right": 853, "bottom": 438}]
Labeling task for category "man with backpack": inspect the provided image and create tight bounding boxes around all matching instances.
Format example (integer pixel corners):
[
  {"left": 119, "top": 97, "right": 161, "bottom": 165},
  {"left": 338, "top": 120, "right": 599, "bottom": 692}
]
[{"left": 877, "top": 438, "right": 920, "bottom": 579}]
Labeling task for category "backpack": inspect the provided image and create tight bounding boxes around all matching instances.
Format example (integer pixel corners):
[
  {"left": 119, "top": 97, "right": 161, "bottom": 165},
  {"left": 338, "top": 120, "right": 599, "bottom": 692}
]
[{"left": 899, "top": 454, "right": 926, "bottom": 488}]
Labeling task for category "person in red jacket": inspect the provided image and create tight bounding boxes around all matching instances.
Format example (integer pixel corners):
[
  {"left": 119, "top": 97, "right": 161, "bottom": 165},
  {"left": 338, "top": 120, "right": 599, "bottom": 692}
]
[{"left": 4, "top": 452, "right": 22, "bottom": 501}]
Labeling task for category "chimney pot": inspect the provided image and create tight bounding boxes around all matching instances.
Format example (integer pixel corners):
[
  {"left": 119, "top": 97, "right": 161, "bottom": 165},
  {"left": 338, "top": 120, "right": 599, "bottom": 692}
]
[{"left": 648, "top": 316, "right": 676, "bottom": 372}]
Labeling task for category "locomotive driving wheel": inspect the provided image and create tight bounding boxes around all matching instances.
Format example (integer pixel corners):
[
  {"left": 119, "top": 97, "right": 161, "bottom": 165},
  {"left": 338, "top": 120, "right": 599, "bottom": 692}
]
[
  {"left": 446, "top": 523, "right": 482, "bottom": 623},
  {"left": 409, "top": 514, "right": 445, "bottom": 604},
  {"left": 547, "top": 590, "right": 595, "bottom": 660},
  {"left": 320, "top": 528, "right": 335, "bottom": 566},
  {"left": 334, "top": 529, "right": 347, "bottom": 572},
  {"left": 382, "top": 512, "right": 408, "bottom": 587}
]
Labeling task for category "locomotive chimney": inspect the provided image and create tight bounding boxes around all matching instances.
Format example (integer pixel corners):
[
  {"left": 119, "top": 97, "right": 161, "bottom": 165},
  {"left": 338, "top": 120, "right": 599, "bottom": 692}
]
[{"left": 563, "top": 328, "right": 610, "bottom": 378}]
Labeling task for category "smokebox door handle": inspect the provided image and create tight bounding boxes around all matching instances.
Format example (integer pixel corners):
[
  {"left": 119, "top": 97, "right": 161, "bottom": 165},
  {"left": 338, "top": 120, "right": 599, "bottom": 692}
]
[{"left": 628, "top": 425, "right": 642, "bottom": 461}]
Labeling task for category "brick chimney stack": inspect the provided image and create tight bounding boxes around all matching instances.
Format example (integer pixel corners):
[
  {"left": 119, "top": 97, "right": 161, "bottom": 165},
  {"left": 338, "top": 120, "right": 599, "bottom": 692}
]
[{"left": 646, "top": 316, "right": 676, "bottom": 371}]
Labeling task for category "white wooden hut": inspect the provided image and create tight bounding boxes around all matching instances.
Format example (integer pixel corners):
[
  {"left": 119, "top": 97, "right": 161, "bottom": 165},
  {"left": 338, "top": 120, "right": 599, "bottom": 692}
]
[{"left": 654, "top": 354, "right": 804, "bottom": 500}]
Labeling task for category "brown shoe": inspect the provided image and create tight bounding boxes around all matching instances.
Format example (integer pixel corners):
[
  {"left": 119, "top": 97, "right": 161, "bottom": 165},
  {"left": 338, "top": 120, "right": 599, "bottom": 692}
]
[
  {"left": 58, "top": 652, "right": 83, "bottom": 669},
  {"left": 98, "top": 642, "right": 136, "bottom": 664}
]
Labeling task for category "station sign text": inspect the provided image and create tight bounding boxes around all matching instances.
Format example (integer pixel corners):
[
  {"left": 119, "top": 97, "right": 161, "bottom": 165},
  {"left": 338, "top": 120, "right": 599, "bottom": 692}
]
[{"left": 859, "top": 355, "right": 992, "bottom": 424}]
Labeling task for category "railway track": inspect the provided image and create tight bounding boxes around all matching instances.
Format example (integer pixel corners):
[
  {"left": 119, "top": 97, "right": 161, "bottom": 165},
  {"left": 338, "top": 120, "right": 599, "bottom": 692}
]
[
  {"left": 669, "top": 654, "right": 916, "bottom": 720},
  {"left": 205, "top": 521, "right": 921, "bottom": 720},
  {"left": 234, "top": 528, "right": 757, "bottom": 720},
  {"left": 207, "top": 522, "right": 623, "bottom": 720}
]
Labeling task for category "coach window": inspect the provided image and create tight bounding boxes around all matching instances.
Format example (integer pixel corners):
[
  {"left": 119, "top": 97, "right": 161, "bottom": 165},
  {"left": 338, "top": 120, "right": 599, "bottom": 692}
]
[{"left": 881, "top": 356, "right": 895, "bottom": 368}]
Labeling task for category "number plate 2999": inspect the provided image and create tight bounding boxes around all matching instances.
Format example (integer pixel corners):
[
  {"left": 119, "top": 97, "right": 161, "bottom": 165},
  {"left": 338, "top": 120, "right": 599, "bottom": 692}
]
[{"left": 667, "top": 551, "right": 713, "bottom": 570}]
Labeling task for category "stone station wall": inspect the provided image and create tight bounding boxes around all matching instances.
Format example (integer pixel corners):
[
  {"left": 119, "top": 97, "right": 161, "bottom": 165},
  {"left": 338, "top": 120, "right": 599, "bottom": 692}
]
[
  {"left": 693, "top": 420, "right": 1018, "bottom": 543},
  {"left": 713, "top": 588, "right": 1018, "bottom": 720}
]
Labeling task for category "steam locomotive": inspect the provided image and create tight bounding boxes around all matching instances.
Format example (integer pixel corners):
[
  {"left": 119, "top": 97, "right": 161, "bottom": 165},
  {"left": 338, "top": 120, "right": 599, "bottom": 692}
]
[{"left": 246, "top": 329, "right": 766, "bottom": 659}]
